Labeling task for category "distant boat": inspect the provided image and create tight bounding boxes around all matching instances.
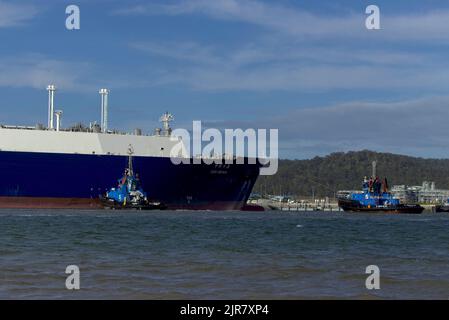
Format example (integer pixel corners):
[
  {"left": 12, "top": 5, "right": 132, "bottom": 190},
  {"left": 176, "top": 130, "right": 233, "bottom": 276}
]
[
  {"left": 435, "top": 199, "right": 449, "bottom": 212},
  {"left": 337, "top": 161, "right": 424, "bottom": 214},
  {"left": 338, "top": 197, "right": 424, "bottom": 214}
]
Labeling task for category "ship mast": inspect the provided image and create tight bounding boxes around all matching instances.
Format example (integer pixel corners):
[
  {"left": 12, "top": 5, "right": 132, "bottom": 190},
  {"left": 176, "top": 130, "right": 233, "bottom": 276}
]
[
  {"left": 372, "top": 161, "right": 377, "bottom": 178},
  {"left": 159, "top": 112, "right": 174, "bottom": 136}
]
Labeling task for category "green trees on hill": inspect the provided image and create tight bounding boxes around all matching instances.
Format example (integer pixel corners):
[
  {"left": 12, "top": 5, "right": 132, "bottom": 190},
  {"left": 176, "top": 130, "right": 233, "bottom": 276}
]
[{"left": 253, "top": 150, "right": 449, "bottom": 198}]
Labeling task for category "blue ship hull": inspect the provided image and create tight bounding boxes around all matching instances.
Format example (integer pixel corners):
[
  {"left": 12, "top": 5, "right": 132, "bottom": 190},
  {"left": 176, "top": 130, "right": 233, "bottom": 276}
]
[{"left": 0, "top": 151, "right": 260, "bottom": 210}]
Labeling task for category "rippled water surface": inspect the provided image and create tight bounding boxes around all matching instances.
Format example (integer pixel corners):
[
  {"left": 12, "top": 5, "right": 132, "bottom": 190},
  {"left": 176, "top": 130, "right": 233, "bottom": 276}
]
[{"left": 1, "top": 209, "right": 449, "bottom": 299}]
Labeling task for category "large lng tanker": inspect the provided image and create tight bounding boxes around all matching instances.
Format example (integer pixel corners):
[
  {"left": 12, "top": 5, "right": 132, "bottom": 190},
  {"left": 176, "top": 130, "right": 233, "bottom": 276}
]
[{"left": 0, "top": 86, "right": 261, "bottom": 210}]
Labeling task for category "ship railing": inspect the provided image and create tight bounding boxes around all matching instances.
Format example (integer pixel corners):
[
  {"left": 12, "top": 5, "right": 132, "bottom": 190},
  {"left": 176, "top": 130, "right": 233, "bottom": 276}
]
[
  {"left": 192, "top": 153, "right": 246, "bottom": 162},
  {"left": 0, "top": 124, "right": 152, "bottom": 137},
  {"left": 1, "top": 125, "right": 39, "bottom": 130}
]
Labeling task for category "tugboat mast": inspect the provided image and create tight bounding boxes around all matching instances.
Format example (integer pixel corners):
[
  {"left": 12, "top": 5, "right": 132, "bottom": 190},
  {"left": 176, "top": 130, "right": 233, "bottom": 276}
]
[{"left": 127, "top": 144, "right": 134, "bottom": 176}]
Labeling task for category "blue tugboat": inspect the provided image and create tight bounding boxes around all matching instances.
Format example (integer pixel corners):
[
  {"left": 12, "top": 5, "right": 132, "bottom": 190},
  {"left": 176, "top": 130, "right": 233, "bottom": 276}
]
[
  {"left": 338, "top": 161, "right": 424, "bottom": 214},
  {"left": 100, "top": 151, "right": 166, "bottom": 210}
]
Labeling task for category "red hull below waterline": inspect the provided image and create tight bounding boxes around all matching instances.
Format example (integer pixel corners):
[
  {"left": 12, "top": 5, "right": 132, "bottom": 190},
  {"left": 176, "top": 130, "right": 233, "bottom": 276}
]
[
  {"left": 0, "top": 196, "right": 254, "bottom": 211},
  {"left": 0, "top": 197, "right": 103, "bottom": 209}
]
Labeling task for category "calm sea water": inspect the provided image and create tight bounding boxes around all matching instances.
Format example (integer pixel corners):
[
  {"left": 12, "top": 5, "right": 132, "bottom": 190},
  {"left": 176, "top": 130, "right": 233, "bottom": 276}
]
[{"left": 1, "top": 209, "right": 449, "bottom": 299}]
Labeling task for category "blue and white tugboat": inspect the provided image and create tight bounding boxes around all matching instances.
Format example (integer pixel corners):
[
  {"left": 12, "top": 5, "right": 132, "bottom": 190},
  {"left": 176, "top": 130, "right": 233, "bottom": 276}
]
[
  {"left": 100, "top": 148, "right": 166, "bottom": 210},
  {"left": 338, "top": 161, "right": 424, "bottom": 214}
]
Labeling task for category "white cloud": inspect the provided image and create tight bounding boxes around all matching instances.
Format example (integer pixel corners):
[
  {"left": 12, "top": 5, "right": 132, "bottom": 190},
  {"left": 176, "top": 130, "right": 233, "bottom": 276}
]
[
  {"left": 384, "top": 10, "right": 449, "bottom": 41},
  {"left": 115, "top": 0, "right": 449, "bottom": 42},
  {"left": 206, "top": 96, "right": 449, "bottom": 158},
  {"left": 115, "top": 0, "right": 449, "bottom": 158},
  {"left": 0, "top": 53, "right": 153, "bottom": 92},
  {"left": 115, "top": 0, "right": 362, "bottom": 39},
  {"left": 123, "top": 1, "right": 449, "bottom": 93},
  {"left": 131, "top": 40, "right": 449, "bottom": 92},
  {"left": 0, "top": 1, "right": 39, "bottom": 27},
  {"left": 0, "top": 54, "right": 97, "bottom": 91},
  {"left": 130, "top": 41, "right": 219, "bottom": 65}
]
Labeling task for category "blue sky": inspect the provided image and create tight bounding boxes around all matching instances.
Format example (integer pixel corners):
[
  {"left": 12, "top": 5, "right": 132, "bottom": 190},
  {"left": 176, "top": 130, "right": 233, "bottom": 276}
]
[{"left": 2, "top": 0, "right": 449, "bottom": 159}]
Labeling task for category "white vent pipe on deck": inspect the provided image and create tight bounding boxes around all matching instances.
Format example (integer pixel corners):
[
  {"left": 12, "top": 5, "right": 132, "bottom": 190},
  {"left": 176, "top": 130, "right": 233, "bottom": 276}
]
[
  {"left": 46, "top": 85, "right": 56, "bottom": 129},
  {"left": 99, "top": 88, "right": 109, "bottom": 133},
  {"left": 54, "top": 110, "right": 63, "bottom": 132}
]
